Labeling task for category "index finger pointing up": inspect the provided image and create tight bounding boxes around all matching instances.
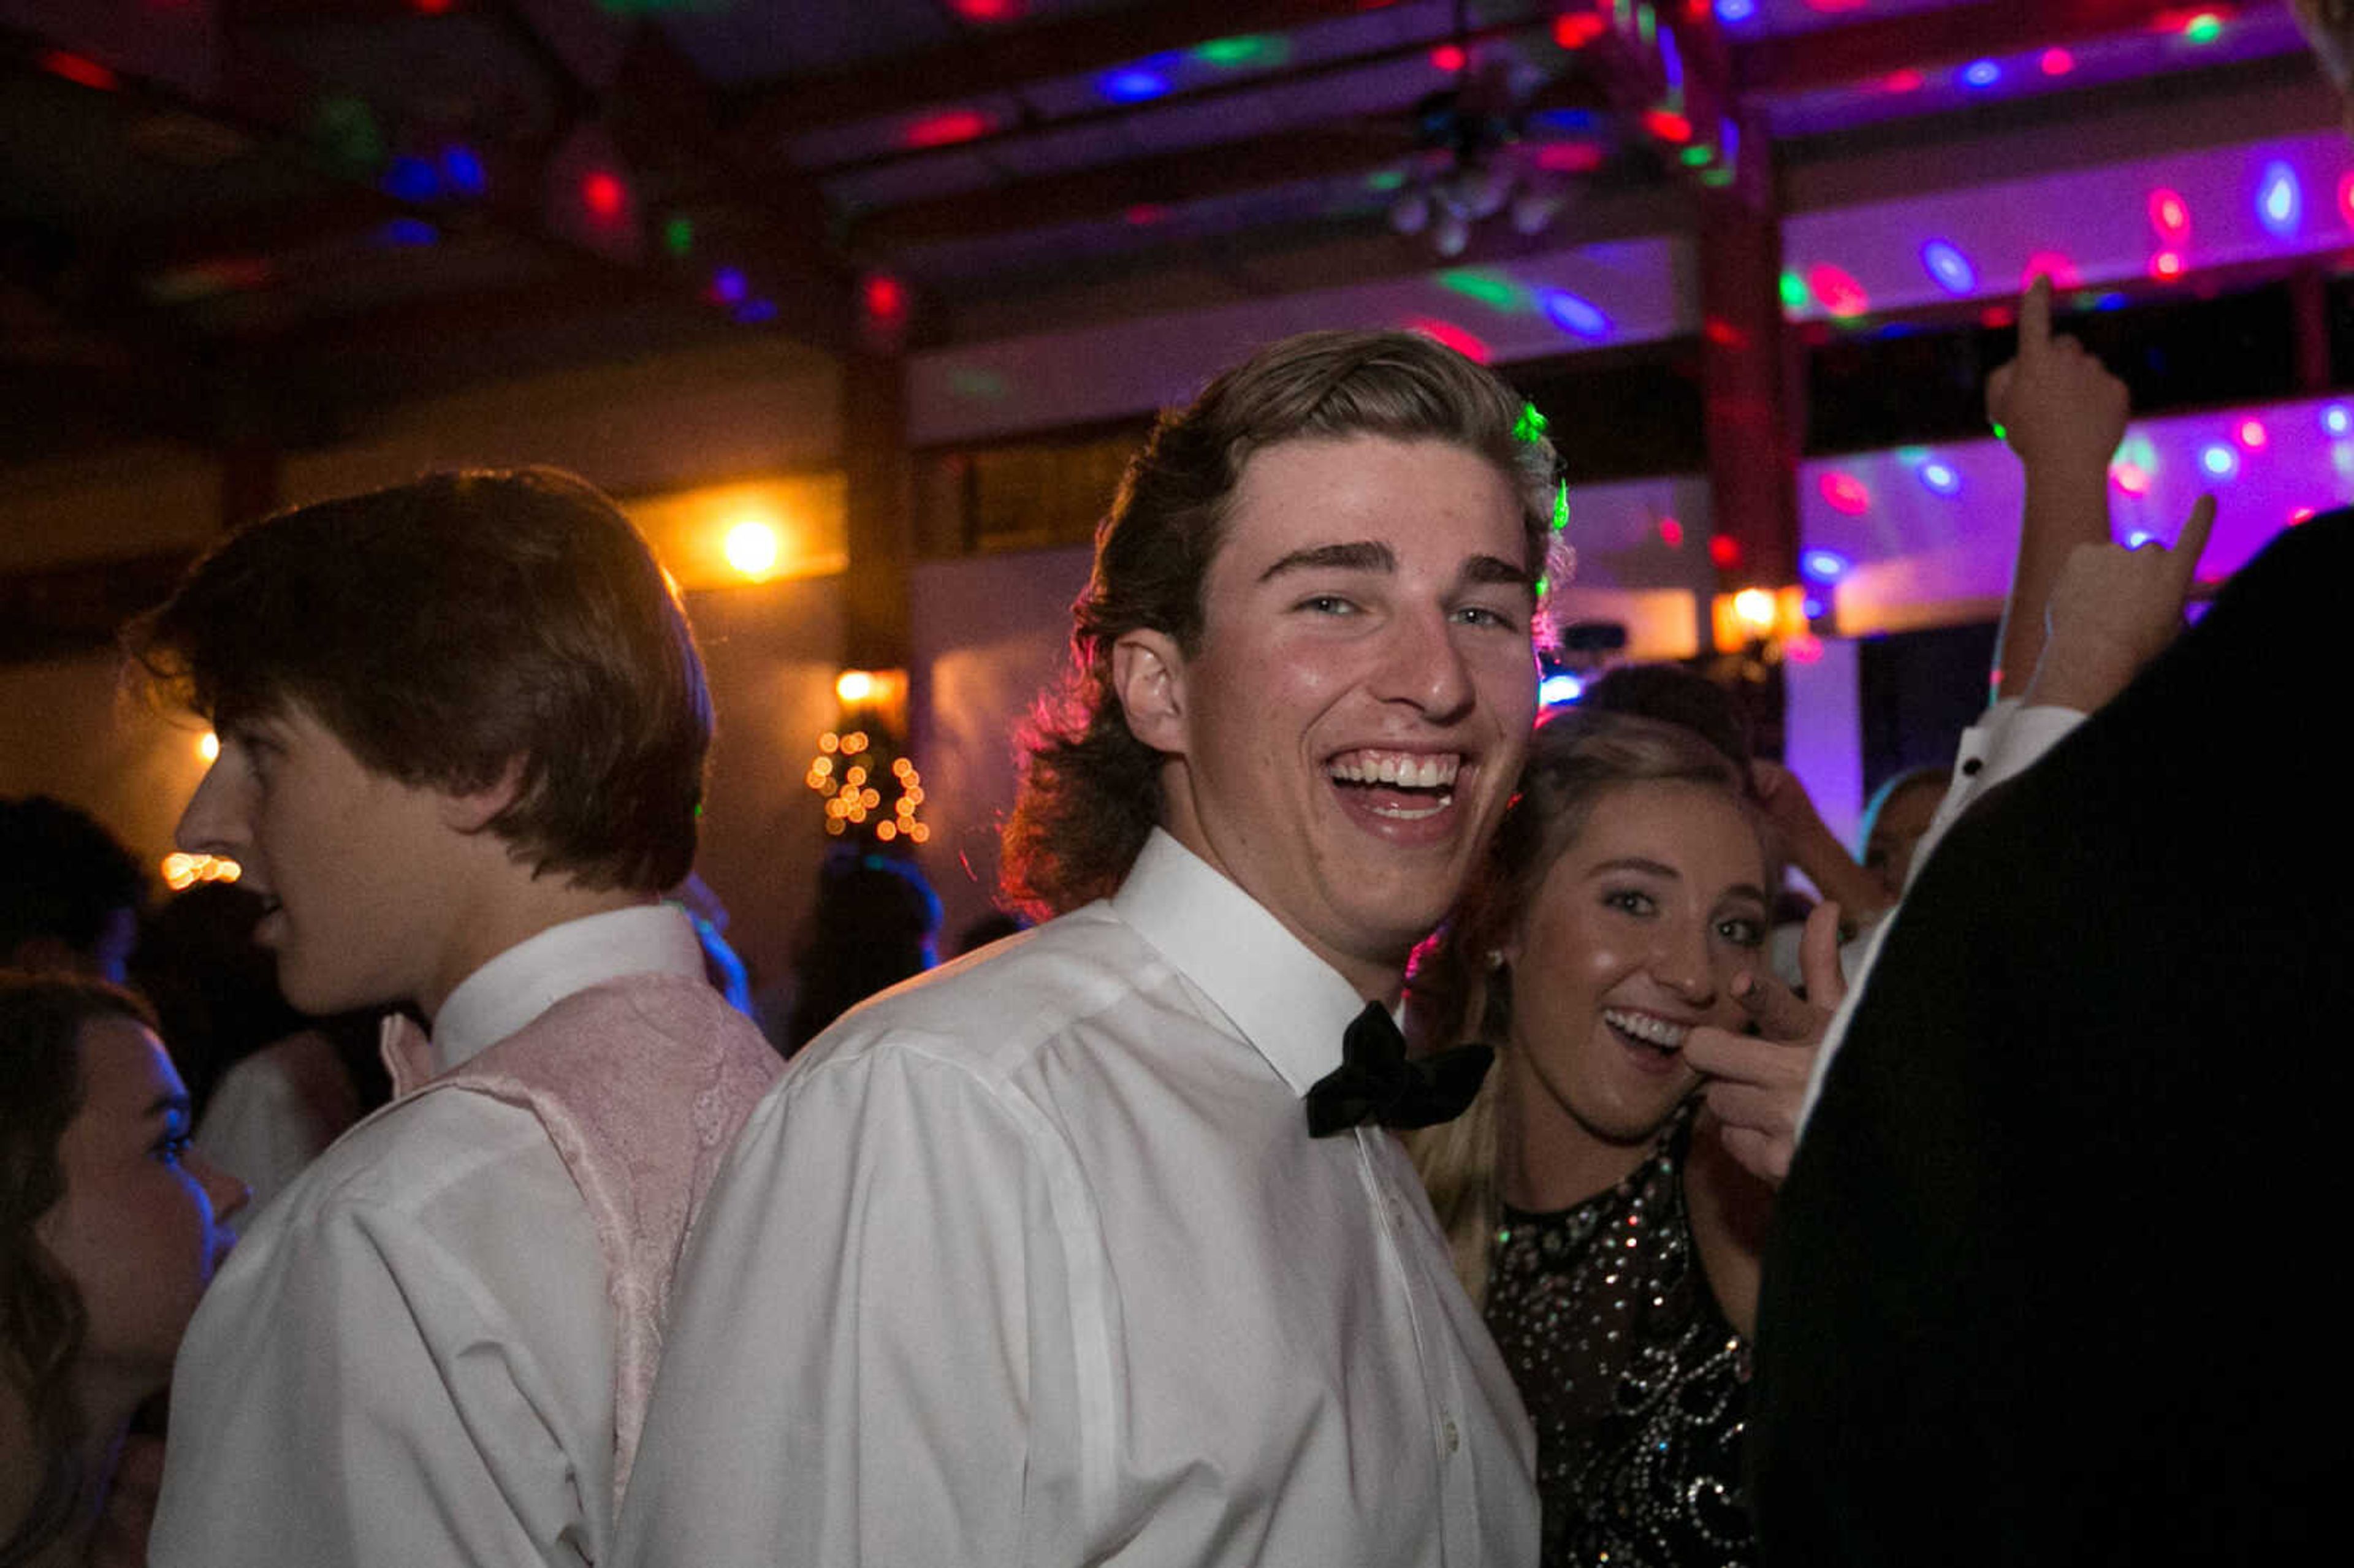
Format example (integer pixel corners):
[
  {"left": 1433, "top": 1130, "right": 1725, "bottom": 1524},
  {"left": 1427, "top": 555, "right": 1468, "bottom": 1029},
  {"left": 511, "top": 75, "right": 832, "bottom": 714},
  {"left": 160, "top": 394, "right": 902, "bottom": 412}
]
[
  {"left": 2167, "top": 493, "right": 2217, "bottom": 593},
  {"left": 2017, "top": 273, "right": 2054, "bottom": 359}
]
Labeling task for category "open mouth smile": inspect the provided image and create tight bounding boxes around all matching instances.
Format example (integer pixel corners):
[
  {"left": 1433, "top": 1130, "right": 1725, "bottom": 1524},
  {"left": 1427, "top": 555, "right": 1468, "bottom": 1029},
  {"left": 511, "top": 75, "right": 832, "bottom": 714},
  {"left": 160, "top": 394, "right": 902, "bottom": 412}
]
[
  {"left": 1327, "top": 748, "right": 1462, "bottom": 821},
  {"left": 1602, "top": 1007, "right": 1692, "bottom": 1057}
]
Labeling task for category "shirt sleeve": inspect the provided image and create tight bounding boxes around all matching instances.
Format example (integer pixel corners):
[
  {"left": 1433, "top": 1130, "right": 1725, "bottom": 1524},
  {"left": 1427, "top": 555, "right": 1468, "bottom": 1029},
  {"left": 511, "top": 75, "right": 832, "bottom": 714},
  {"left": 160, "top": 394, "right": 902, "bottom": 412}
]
[
  {"left": 615, "top": 1043, "right": 1085, "bottom": 1568},
  {"left": 152, "top": 1114, "right": 608, "bottom": 1568}
]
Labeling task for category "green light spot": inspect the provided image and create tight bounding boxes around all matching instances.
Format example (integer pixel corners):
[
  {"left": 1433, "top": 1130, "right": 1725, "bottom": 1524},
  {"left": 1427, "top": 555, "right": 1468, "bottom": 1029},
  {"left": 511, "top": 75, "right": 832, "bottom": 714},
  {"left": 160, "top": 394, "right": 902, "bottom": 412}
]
[
  {"left": 1637, "top": 2, "right": 1656, "bottom": 48},
  {"left": 1779, "top": 272, "right": 1810, "bottom": 311},
  {"left": 1534, "top": 576, "right": 1550, "bottom": 597},
  {"left": 1436, "top": 268, "right": 1523, "bottom": 311},
  {"left": 1894, "top": 445, "right": 1929, "bottom": 465},
  {"left": 1990, "top": 422, "right": 2008, "bottom": 442},
  {"left": 1552, "top": 481, "right": 1571, "bottom": 534},
  {"left": 1365, "top": 169, "right": 1407, "bottom": 192},
  {"left": 1194, "top": 34, "right": 1287, "bottom": 68},
  {"left": 1514, "top": 402, "right": 1550, "bottom": 442},
  {"left": 663, "top": 216, "right": 694, "bottom": 257},
  {"left": 2184, "top": 13, "right": 2223, "bottom": 44},
  {"left": 1679, "top": 145, "right": 1713, "bottom": 167}
]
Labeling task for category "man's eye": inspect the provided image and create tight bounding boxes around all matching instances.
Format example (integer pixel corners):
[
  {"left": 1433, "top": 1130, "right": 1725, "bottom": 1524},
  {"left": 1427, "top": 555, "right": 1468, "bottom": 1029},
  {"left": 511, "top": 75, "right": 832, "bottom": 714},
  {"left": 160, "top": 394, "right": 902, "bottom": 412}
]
[
  {"left": 1452, "top": 604, "right": 1521, "bottom": 631},
  {"left": 1298, "top": 595, "right": 1357, "bottom": 615}
]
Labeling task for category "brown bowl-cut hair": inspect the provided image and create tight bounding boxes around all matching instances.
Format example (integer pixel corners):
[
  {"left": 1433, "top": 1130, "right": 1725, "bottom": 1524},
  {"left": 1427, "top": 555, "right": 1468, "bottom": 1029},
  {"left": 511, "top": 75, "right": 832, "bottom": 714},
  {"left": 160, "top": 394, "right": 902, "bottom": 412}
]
[
  {"left": 125, "top": 468, "right": 712, "bottom": 894},
  {"left": 1000, "top": 328, "right": 1566, "bottom": 919}
]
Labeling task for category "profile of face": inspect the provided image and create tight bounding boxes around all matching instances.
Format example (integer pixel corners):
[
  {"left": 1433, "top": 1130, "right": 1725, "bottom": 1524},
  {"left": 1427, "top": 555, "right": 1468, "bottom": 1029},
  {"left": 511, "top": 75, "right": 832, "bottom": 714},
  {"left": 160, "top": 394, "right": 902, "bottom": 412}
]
[
  {"left": 1121, "top": 435, "right": 1541, "bottom": 992},
  {"left": 176, "top": 702, "right": 487, "bottom": 1014},
  {"left": 36, "top": 1014, "right": 246, "bottom": 1402},
  {"left": 1501, "top": 780, "right": 1771, "bottom": 1151},
  {"left": 1862, "top": 777, "right": 1945, "bottom": 902}
]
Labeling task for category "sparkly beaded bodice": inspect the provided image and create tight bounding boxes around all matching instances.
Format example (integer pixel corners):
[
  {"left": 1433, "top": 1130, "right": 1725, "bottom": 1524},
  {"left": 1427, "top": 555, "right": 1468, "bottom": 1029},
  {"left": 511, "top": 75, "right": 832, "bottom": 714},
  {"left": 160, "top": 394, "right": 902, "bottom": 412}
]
[{"left": 1485, "top": 1105, "right": 1753, "bottom": 1567}]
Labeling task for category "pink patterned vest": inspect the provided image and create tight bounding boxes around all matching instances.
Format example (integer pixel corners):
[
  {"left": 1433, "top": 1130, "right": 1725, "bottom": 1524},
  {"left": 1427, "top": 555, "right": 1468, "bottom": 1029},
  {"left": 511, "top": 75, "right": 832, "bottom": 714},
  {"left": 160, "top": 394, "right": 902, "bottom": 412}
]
[{"left": 380, "top": 973, "right": 780, "bottom": 1502}]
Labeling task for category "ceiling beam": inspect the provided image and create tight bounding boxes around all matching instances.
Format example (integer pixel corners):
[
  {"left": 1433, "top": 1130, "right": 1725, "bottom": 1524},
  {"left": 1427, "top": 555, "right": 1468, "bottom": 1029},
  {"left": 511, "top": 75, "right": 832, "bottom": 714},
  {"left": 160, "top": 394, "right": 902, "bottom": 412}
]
[
  {"left": 850, "top": 74, "right": 1609, "bottom": 253},
  {"left": 1734, "top": 0, "right": 2234, "bottom": 96},
  {"left": 733, "top": 0, "right": 1410, "bottom": 145}
]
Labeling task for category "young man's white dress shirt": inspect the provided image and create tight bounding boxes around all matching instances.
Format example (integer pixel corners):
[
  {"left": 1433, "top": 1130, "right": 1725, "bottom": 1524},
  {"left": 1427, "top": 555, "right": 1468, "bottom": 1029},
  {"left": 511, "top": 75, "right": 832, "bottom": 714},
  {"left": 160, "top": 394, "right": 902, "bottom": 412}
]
[
  {"left": 153, "top": 905, "right": 712, "bottom": 1568},
  {"left": 617, "top": 830, "right": 1538, "bottom": 1567}
]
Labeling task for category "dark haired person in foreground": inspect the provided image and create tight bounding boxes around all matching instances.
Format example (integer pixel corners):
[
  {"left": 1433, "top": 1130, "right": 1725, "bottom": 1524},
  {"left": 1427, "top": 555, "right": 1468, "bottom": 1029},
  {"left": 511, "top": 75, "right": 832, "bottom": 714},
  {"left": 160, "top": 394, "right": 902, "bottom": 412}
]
[
  {"left": 1746, "top": 12, "right": 2354, "bottom": 1548},
  {"left": 133, "top": 469, "right": 779, "bottom": 1567},
  {"left": 619, "top": 330, "right": 1558, "bottom": 1566}
]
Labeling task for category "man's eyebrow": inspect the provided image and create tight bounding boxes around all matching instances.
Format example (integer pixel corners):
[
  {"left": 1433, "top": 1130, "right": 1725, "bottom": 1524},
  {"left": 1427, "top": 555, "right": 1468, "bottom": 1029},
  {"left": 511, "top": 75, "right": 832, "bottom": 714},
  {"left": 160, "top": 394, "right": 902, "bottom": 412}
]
[
  {"left": 1257, "top": 541, "right": 1395, "bottom": 582},
  {"left": 1461, "top": 554, "right": 1534, "bottom": 590}
]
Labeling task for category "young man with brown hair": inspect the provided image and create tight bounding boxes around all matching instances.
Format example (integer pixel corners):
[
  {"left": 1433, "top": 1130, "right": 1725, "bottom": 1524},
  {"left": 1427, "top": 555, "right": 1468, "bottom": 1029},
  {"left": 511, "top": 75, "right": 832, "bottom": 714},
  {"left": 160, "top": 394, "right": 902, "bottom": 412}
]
[
  {"left": 619, "top": 330, "right": 1558, "bottom": 1567},
  {"left": 132, "top": 468, "right": 779, "bottom": 1568}
]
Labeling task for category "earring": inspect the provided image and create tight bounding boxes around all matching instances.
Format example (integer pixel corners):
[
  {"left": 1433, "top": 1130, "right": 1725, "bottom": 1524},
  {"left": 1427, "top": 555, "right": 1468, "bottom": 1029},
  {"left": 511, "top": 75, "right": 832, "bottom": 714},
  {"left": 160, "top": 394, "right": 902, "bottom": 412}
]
[{"left": 1484, "top": 948, "right": 1506, "bottom": 970}]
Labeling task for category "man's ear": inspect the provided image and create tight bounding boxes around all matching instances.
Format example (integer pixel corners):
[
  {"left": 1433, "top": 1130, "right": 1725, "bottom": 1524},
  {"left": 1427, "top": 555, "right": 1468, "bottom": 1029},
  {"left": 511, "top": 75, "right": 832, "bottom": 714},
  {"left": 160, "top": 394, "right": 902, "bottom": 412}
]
[
  {"left": 1111, "top": 630, "right": 1189, "bottom": 756},
  {"left": 438, "top": 757, "right": 525, "bottom": 834}
]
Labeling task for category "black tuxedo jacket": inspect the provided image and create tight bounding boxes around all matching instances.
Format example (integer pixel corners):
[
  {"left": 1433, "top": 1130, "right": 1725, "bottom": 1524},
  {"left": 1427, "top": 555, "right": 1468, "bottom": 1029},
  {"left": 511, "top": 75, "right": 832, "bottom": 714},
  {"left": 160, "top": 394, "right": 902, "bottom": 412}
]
[{"left": 1750, "top": 510, "right": 2351, "bottom": 1562}]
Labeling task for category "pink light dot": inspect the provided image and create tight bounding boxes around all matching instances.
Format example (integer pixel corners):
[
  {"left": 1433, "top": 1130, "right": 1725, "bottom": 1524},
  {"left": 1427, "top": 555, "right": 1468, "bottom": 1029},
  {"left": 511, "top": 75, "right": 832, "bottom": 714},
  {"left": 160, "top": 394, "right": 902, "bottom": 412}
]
[
  {"left": 1881, "top": 69, "right": 1925, "bottom": 94},
  {"left": 2238, "top": 419, "right": 2268, "bottom": 449},
  {"left": 1659, "top": 517, "right": 1685, "bottom": 547},
  {"left": 2291, "top": 506, "right": 2316, "bottom": 525},
  {"left": 2112, "top": 462, "right": 2152, "bottom": 497},
  {"left": 1819, "top": 471, "right": 1872, "bottom": 516},
  {"left": 2041, "top": 48, "right": 2075, "bottom": 75},
  {"left": 2150, "top": 250, "right": 2185, "bottom": 281}
]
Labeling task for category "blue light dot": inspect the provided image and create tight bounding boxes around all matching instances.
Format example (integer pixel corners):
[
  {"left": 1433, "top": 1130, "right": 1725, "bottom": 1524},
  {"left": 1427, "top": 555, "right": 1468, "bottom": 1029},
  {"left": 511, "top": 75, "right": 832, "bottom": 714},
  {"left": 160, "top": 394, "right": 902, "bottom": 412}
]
[
  {"left": 1100, "top": 67, "right": 1171, "bottom": 102},
  {"left": 710, "top": 267, "right": 748, "bottom": 305},
  {"left": 1921, "top": 239, "right": 1978, "bottom": 296},
  {"left": 383, "top": 156, "right": 438, "bottom": 202},
  {"left": 374, "top": 217, "right": 437, "bottom": 247},
  {"left": 733, "top": 297, "right": 778, "bottom": 325},
  {"left": 1961, "top": 59, "right": 2001, "bottom": 88},
  {"left": 1539, "top": 672, "right": 1585, "bottom": 707},
  {"left": 2199, "top": 444, "right": 2238, "bottom": 478},
  {"left": 1802, "top": 596, "right": 1827, "bottom": 620},
  {"left": 2258, "top": 161, "right": 2303, "bottom": 238},
  {"left": 2325, "top": 404, "right": 2352, "bottom": 437},
  {"left": 440, "top": 146, "right": 486, "bottom": 197},
  {"left": 1538, "top": 289, "right": 1613, "bottom": 341},
  {"left": 1715, "top": 0, "right": 1756, "bottom": 23},
  {"left": 2125, "top": 530, "right": 2153, "bottom": 548},
  {"left": 1919, "top": 461, "right": 1962, "bottom": 496},
  {"left": 1801, "top": 549, "right": 1851, "bottom": 581}
]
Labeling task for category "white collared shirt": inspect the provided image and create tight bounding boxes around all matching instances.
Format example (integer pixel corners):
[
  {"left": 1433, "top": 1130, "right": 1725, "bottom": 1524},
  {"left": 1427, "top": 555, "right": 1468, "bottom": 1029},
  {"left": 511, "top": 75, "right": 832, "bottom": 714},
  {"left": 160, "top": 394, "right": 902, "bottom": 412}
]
[
  {"left": 1797, "top": 700, "right": 2085, "bottom": 1135},
  {"left": 153, "top": 904, "right": 707, "bottom": 1568},
  {"left": 616, "top": 831, "right": 1537, "bottom": 1568}
]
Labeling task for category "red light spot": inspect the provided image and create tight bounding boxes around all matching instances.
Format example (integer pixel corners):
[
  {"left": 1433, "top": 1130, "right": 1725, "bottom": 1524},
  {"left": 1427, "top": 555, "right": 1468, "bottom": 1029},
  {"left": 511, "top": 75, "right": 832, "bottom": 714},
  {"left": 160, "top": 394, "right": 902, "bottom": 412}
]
[
  {"left": 1806, "top": 264, "right": 1870, "bottom": 319},
  {"left": 2148, "top": 188, "right": 2190, "bottom": 240},
  {"left": 904, "top": 108, "right": 991, "bottom": 149},
  {"left": 1659, "top": 517, "right": 1685, "bottom": 547},
  {"left": 1122, "top": 203, "right": 1170, "bottom": 226},
  {"left": 1708, "top": 535, "right": 1742, "bottom": 570},
  {"left": 2020, "top": 251, "right": 2080, "bottom": 291},
  {"left": 1431, "top": 44, "right": 1467, "bottom": 72},
  {"left": 1533, "top": 142, "right": 1604, "bottom": 173},
  {"left": 411, "top": 0, "right": 455, "bottom": 12},
  {"left": 1819, "top": 471, "right": 1872, "bottom": 516},
  {"left": 1404, "top": 318, "right": 1491, "bottom": 363},
  {"left": 1553, "top": 13, "right": 1607, "bottom": 48},
  {"left": 1786, "top": 632, "right": 1825, "bottom": 665},
  {"left": 863, "top": 275, "right": 907, "bottom": 322},
  {"left": 2150, "top": 250, "right": 2184, "bottom": 281},
  {"left": 38, "top": 50, "right": 119, "bottom": 91},
  {"left": 2040, "top": 47, "right": 2074, "bottom": 75},
  {"left": 1880, "top": 69, "right": 1924, "bottom": 94},
  {"left": 2238, "top": 418, "right": 2268, "bottom": 449},
  {"left": 945, "top": 0, "right": 1021, "bottom": 18},
  {"left": 1980, "top": 305, "right": 2014, "bottom": 329},
  {"left": 1704, "top": 317, "right": 1748, "bottom": 349},
  {"left": 1806, "top": 0, "right": 1868, "bottom": 11},
  {"left": 2111, "top": 462, "right": 2152, "bottom": 497},
  {"left": 2291, "top": 506, "right": 2316, "bottom": 525},
  {"left": 1643, "top": 108, "right": 1693, "bottom": 144},
  {"left": 2339, "top": 172, "right": 2354, "bottom": 226},
  {"left": 582, "top": 171, "right": 625, "bottom": 222}
]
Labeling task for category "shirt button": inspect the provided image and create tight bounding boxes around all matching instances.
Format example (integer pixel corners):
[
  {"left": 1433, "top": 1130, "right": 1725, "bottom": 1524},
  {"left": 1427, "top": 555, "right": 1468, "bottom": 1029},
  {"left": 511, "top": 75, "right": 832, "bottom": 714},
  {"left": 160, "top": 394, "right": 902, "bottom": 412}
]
[
  {"left": 1442, "top": 1418, "right": 1460, "bottom": 1454},
  {"left": 1961, "top": 758, "right": 1983, "bottom": 776}
]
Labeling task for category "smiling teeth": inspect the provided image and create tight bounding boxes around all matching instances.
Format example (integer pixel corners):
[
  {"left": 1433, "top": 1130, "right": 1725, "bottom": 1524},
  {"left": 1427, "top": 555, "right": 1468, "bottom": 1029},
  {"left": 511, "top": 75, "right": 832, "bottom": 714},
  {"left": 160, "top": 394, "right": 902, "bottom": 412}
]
[
  {"left": 1602, "top": 1009, "right": 1689, "bottom": 1049},
  {"left": 1328, "top": 750, "right": 1462, "bottom": 788}
]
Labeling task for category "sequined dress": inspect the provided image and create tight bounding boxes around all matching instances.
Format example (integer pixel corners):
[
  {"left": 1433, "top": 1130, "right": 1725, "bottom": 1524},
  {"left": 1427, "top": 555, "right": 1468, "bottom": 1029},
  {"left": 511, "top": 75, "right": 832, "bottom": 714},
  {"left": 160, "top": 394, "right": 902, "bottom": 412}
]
[{"left": 1485, "top": 1104, "right": 1754, "bottom": 1567}]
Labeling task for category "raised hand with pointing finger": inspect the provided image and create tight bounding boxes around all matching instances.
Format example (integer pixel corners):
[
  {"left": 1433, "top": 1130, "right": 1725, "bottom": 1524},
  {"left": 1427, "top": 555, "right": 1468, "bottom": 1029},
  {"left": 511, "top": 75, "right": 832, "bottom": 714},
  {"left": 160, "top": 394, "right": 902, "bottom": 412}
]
[
  {"left": 1685, "top": 900, "right": 1846, "bottom": 1186},
  {"left": 2023, "top": 493, "right": 2215, "bottom": 714}
]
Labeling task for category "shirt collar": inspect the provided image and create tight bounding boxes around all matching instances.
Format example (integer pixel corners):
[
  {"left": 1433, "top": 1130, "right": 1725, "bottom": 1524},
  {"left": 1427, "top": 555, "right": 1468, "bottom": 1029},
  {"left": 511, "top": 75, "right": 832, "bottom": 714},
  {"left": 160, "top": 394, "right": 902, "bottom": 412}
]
[
  {"left": 1111, "top": 829, "right": 1372, "bottom": 1096},
  {"left": 429, "top": 903, "right": 705, "bottom": 1071}
]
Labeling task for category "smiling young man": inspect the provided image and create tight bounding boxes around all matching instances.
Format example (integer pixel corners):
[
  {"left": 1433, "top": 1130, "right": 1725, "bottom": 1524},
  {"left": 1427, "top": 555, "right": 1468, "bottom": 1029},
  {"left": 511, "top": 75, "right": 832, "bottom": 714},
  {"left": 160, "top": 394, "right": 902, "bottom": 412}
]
[
  {"left": 616, "top": 331, "right": 1557, "bottom": 1567},
  {"left": 126, "top": 468, "right": 779, "bottom": 1568}
]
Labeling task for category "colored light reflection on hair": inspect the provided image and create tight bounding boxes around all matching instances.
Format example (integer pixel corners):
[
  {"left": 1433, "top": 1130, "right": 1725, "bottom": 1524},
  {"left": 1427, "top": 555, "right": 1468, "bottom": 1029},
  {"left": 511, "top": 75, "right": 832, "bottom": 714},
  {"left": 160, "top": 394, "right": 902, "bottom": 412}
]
[
  {"left": 1819, "top": 471, "right": 1872, "bottom": 516},
  {"left": 1539, "top": 289, "right": 1612, "bottom": 340},
  {"left": 1404, "top": 317, "right": 1491, "bottom": 362},
  {"left": 1921, "top": 240, "right": 1977, "bottom": 296},
  {"left": 2258, "top": 161, "right": 2303, "bottom": 238}
]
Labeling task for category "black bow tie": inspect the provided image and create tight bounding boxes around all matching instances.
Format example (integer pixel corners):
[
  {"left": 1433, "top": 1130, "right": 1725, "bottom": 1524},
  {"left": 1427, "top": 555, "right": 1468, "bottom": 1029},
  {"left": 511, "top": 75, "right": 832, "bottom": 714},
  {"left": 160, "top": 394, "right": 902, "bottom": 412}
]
[{"left": 1304, "top": 1002, "right": 1494, "bottom": 1138}]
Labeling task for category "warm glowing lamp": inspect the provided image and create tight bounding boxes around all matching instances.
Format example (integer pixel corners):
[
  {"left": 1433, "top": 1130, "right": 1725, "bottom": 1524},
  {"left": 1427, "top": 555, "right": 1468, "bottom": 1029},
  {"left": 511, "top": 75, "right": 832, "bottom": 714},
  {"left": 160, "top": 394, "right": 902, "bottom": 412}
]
[
  {"left": 1734, "top": 588, "right": 1777, "bottom": 633},
  {"left": 723, "top": 520, "right": 782, "bottom": 579},
  {"left": 197, "top": 731, "right": 219, "bottom": 763},
  {"left": 836, "top": 669, "right": 876, "bottom": 704}
]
